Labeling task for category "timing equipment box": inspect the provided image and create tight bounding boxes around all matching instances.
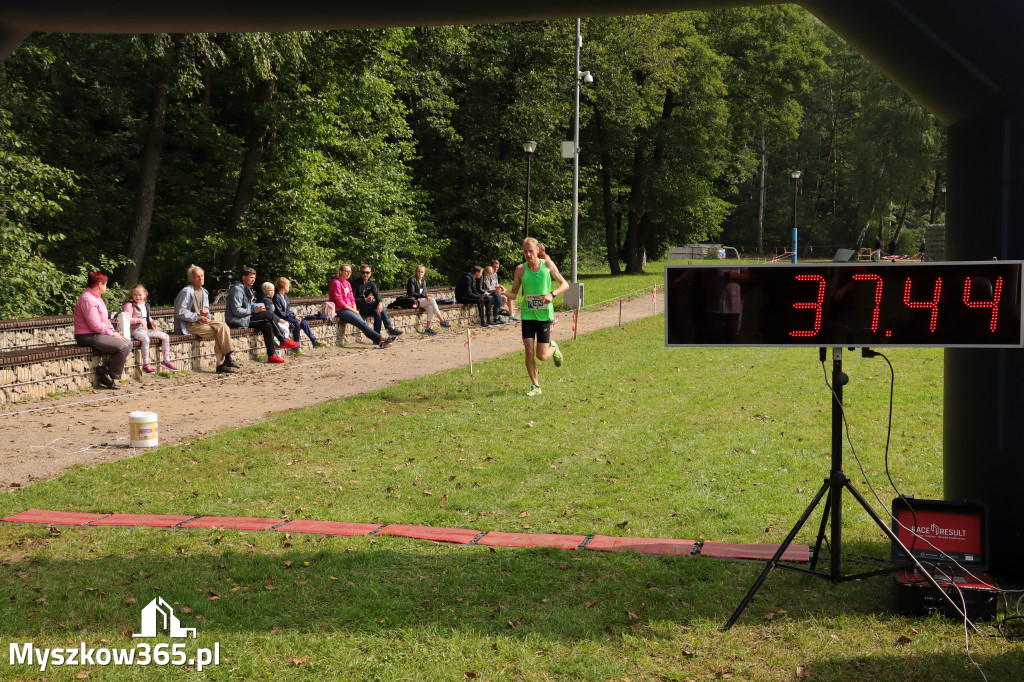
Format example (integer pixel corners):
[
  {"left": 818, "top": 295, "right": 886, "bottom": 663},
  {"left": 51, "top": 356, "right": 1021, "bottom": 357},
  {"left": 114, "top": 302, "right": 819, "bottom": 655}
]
[{"left": 890, "top": 497, "right": 998, "bottom": 620}]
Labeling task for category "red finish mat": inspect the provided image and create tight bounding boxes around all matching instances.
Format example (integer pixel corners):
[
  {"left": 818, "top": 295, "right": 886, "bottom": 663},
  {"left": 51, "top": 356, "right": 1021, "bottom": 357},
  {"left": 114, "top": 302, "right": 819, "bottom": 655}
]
[
  {"left": 587, "top": 535, "right": 695, "bottom": 556},
  {"left": 700, "top": 541, "right": 810, "bottom": 562},
  {"left": 2, "top": 509, "right": 108, "bottom": 526},
  {"left": 1, "top": 509, "right": 807, "bottom": 561},
  {"left": 179, "top": 516, "right": 285, "bottom": 531},
  {"left": 477, "top": 532, "right": 586, "bottom": 549},
  {"left": 376, "top": 524, "right": 480, "bottom": 544},
  {"left": 88, "top": 513, "right": 195, "bottom": 528},
  {"left": 276, "top": 519, "right": 380, "bottom": 536}
]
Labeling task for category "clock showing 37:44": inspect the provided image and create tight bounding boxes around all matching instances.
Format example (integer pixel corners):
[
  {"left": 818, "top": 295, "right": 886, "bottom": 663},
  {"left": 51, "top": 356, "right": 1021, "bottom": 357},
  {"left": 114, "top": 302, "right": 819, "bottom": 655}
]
[{"left": 664, "top": 262, "right": 1024, "bottom": 348}]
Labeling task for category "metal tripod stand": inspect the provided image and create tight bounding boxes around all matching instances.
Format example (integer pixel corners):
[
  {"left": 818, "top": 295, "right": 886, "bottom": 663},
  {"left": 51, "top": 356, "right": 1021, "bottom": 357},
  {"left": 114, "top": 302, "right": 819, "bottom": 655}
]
[{"left": 724, "top": 347, "right": 959, "bottom": 630}]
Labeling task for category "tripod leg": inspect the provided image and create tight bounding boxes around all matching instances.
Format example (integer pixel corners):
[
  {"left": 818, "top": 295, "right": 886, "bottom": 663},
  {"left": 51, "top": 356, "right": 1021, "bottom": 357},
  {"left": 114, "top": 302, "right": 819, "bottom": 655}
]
[
  {"left": 723, "top": 480, "right": 831, "bottom": 631},
  {"left": 809, "top": 485, "right": 832, "bottom": 571}
]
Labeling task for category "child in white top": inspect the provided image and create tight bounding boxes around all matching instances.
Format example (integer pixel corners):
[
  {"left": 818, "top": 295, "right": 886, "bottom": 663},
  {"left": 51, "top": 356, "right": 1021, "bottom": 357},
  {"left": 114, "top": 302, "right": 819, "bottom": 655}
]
[{"left": 123, "top": 284, "right": 178, "bottom": 373}]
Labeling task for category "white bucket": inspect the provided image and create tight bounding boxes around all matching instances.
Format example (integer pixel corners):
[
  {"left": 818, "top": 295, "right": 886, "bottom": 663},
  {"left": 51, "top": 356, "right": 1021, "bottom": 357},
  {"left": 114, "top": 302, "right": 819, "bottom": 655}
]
[{"left": 129, "top": 411, "right": 159, "bottom": 447}]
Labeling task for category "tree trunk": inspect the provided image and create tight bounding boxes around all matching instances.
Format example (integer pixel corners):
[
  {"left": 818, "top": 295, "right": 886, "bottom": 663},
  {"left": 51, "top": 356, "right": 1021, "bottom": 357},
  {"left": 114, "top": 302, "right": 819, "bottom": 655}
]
[
  {"left": 591, "top": 103, "right": 620, "bottom": 274},
  {"left": 756, "top": 134, "right": 767, "bottom": 256},
  {"left": 623, "top": 89, "right": 675, "bottom": 273},
  {"left": 892, "top": 193, "right": 911, "bottom": 247},
  {"left": 120, "top": 47, "right": 174, "bottom": 288},
  {"left": 220, "top": 78, "right": 277, "bottom": 273},
  {"left": 854, "top": 120, "right": 895, "bottom": 248},
  {"left": 928, "top": 169, "right": 943, "bottom": 224}
]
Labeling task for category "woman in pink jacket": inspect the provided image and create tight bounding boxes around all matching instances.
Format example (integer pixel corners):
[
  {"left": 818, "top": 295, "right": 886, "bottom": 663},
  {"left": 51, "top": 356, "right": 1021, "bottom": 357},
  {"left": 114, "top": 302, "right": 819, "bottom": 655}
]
[
  {"left": 328, "top": 264, "right": 395, "bottom": 348},
  {"left": 73, "top": 272, "right": 132, "bottom": 389}
]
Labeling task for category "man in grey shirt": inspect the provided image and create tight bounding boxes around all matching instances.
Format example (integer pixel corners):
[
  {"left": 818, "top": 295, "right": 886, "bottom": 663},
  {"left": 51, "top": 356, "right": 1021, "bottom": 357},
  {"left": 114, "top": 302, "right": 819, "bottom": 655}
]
[{"left": 173, "top": 265, "right": 237, "bottom": 373}]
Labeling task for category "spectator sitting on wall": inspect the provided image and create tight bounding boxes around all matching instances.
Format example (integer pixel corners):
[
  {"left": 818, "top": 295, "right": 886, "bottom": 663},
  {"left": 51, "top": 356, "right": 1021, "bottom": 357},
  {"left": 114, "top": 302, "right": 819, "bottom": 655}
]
[
  {"left": 173, "top": 265, "right": 237, "bottom": 373},
  {"left": 225, "top": 266, "right": 300, "bottom": 364},
  {"left": 351, "top": 264, "right": 404, "bottom": 338}
]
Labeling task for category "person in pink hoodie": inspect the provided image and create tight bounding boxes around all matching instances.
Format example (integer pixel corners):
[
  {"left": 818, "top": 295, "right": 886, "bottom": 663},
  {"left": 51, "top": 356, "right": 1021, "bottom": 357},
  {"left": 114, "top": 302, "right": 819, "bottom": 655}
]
[
  {"left": 73, "top": 272, "right": 132, "bottom": 389},
  {"left": 328, "top": 265, "right": 395, "bottom": 348}
]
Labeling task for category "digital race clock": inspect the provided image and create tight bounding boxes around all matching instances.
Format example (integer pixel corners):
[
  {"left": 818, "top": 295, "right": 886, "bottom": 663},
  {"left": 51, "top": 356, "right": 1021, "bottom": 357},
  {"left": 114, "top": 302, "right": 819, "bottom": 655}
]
[{"left": 665, "top": 262, "right": 1024, "bottom": 347}]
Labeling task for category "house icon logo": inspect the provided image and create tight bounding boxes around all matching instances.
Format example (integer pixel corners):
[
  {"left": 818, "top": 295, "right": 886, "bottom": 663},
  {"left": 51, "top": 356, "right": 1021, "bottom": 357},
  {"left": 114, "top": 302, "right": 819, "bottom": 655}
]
[{"left": 133, "top": 597, "right": 197, "bottom": 638}]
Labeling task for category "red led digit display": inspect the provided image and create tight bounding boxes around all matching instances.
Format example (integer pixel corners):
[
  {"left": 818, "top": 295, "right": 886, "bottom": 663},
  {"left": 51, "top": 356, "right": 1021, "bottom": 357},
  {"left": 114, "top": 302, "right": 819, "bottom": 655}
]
[
  {"left": 789, "top": 274, "right": 825, "bottom": 337},
  {"left": 963, "top": 276, "right": 1003, "bottom": 333},
  {"left": 666, "top": 262, "right": 1024, "bottom": 347},
  {"left": 852, "top": 273, "right": 884, "bottom": 332},
  {"left": 903, "top": 277, "right": 943, "bottom": 333}
]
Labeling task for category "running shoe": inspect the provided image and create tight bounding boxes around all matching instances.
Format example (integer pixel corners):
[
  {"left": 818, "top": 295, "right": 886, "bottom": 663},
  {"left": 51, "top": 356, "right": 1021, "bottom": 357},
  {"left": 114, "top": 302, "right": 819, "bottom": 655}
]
[
  {"left": 509, "top": 314, "right": 521, "bottom": 322},
  {"left": 268, "top": 354, "right": 286, "bottom": 364},
  {"left": 280, "top": 339, "right": 301, "bottom": 350},
  {"left": 313, "top": 341, "right": 328, "bottom": 348},
  {"left": 292, "top": 348, "right": 306, "bottom": 356},
  {"left": 440, "top": 321, "right": 452, "bottom": 328},
  {"left": 380, "top": 336, "right": 396, "bottom": 348},
  {"left": 526, "top": 385, "right": 543, "bottom": 397},
  {"left": 387, "top": 327, "right": 404, "bottom": 336},
  {"left": 142, "top": 363, "right": 156, "bottom": 374},
  {"left": 424, "top": 327, "right": 437, "bottom": 335},
  {"left": 159, "top": 361, "right": 180, "bottom": 372},
  {"left": 550, "top": 340, "right": 563, "bottom": 367}
]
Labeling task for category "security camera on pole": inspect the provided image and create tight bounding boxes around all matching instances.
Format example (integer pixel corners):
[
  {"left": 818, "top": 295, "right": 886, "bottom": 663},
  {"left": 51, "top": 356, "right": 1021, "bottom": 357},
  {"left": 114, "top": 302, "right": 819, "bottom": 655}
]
[{"left": 561, "top": 18, "right": 592, "bottom": 311}]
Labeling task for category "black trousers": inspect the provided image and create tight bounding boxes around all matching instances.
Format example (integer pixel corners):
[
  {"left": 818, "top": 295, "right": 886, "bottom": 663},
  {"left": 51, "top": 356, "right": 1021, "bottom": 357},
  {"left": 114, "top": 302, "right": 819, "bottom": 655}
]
[
  {"left": 456, "top": 294, "right": 492, "bottom": 324},
  {"left": 247, "top": 310, "right": 285, "bottom": 357}
]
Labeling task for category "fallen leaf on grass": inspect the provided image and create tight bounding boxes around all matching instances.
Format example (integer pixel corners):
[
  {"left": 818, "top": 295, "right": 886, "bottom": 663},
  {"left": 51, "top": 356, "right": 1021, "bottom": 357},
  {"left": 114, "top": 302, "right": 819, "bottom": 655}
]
[
  {"left": 464, "top": 673, "right": 479, "bottom": 679},
  {"left": 288, "top": 657, "right": 309, "bottom": 667},
  {"left": 895, "top": 635, "right": 913, "bottom": 647},
  {"left": 796, "top": 665, "right": 809, "bottom": 678}
]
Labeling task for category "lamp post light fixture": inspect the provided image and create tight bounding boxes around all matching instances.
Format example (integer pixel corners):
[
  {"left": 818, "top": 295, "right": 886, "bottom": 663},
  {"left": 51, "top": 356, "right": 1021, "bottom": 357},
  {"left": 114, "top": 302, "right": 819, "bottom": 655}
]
[
  {"left": 523, "top": 140, "right": 537, "bottom": 239},
  {"left": 791, "top": 169, "right": 802, "bottom": 264}
]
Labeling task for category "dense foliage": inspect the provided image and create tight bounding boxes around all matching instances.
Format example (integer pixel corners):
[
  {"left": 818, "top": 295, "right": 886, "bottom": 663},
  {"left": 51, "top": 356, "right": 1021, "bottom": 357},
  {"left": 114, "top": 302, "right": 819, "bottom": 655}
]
[{"left": 0, "top": 9, "right": 944, "bottom": 314}]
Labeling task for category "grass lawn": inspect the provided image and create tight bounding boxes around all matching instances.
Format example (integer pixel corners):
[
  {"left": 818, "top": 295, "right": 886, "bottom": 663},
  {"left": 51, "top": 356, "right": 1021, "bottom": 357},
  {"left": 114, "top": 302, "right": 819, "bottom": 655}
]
[{"left": 1, "top": 308, "right": 1021, "bottom": 680}]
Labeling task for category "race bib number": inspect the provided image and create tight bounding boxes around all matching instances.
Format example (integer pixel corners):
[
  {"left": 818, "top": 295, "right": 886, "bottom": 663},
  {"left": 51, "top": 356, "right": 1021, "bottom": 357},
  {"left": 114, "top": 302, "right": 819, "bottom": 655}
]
[{"left": 526, "top": 295, "right": 549, "bottom": 310}]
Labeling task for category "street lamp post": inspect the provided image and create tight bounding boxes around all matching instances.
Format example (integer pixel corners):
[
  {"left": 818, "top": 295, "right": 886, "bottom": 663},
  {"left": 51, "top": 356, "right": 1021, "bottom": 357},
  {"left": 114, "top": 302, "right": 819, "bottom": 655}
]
[
  {"left": 566, "top": 18, "right": 593, "bottom": 309},
  {"left": 523, "top": 140, "right": 537, "bottom": 239},
  {"left": 791, "top": 170, "right": 802, "bottom": 264}
]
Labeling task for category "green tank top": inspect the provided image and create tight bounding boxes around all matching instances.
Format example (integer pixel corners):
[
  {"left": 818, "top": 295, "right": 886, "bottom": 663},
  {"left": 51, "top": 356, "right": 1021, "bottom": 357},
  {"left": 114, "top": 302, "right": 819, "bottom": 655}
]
[{"left": 521, "top": 260, "right": 553, "bottom": 321}]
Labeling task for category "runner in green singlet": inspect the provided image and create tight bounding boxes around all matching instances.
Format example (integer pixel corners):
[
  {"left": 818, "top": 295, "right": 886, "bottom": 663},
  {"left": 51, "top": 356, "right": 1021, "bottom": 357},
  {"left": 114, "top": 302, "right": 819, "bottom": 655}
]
[{"left": 499, "top": 237, "right": 568, "bottom": 396}]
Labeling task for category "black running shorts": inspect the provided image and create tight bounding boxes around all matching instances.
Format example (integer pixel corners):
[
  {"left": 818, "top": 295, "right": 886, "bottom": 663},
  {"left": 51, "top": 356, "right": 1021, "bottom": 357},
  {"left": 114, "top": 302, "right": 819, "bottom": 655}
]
[{"left": 521, "top": 318, "right": 552, "bottom": 344}]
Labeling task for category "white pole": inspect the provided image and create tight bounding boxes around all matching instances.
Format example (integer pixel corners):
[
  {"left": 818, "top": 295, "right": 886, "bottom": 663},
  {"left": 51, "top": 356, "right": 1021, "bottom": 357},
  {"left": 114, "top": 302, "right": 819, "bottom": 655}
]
[{"left": 571, "top": 18, "right": 581, "bottom": 285}]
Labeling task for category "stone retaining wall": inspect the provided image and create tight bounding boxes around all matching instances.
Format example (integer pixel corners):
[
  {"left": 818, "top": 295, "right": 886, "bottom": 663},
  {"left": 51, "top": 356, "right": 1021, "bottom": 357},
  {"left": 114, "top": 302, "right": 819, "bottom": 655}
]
[{"left": 0, "top": 301, "right": 475, "bottom": 405}]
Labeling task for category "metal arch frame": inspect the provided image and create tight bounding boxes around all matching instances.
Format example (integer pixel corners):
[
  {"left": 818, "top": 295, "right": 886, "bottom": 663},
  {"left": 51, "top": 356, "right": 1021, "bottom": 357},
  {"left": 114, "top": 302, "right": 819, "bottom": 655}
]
[{"left": 3, "top": 0, "right": 1024, "bottom": 577}]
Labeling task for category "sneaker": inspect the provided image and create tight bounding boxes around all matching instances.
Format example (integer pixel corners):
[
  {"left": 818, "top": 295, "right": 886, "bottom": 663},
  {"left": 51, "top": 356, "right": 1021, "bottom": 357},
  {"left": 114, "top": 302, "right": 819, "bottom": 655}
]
[
  {"left": 495, "top": 317, "right": 506, "bottom": 324},
  {"left": 159, "top": 361, "right": 179, "bottom": 372},
  {"left": 96, "top": 366, "right": 114, "bottom": 389},
  {"left": 387, "top": 328, "right": 404, "bottom": 336},
  {"left": 509, "top": 315, "right": 521, "bottom": 322},
  {"left": 481, "top": 322, "right": 491, "bottom": 328},
  {"left": 526, "top": 385, "right": 543, "bottom": 397},
  {"left": 268, "top": 354, "right": 286, "bottom": 364},
  {"left": 280, "top": 339, "right": 300, "bottom": 350},
  {"left": 142, "top": 363, "right": 156, "bottom": 374},
  {"left": 292, "top": 348, "right": 307, "bottom": 356},
  {"left": 498, "top": 309, "right": 510, "bottom": 316},
  {"left": 380, "top": 336, "right": 396, "bottom": 349},
  {"left": 550, "top": 340, "right": 563, "bottom": 367},
  {"left": 313, "top": 341, "right": 327, "bottom": 348},
  {"left": 216, "top": 363, "right": 237, "bottom": 373},
  {"left": 424, "top": 327, "right": 437, "bottom": 335},
  {"left": 440, "top": 321, "right": 452, "bottom": 328}
]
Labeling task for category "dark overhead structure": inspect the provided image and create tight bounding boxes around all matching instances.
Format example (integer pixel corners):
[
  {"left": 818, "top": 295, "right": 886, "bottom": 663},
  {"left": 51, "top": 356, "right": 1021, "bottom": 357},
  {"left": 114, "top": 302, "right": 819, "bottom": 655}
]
[{"left": 2, "top": 0, "right": 1023, "bottom": 574}]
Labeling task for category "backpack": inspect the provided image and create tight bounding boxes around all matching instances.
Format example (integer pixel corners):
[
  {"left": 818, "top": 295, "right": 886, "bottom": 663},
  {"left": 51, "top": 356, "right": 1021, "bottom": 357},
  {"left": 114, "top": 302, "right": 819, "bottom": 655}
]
[{"left": 387, "top": 296, "right": 417, "bottom": 310}]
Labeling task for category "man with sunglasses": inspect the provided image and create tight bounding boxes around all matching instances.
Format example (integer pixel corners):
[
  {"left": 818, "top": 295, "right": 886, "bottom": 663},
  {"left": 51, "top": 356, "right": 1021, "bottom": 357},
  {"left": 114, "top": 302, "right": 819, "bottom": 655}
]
[{"left": 351, "top": 264, "right": 404, "bottom": 338}]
